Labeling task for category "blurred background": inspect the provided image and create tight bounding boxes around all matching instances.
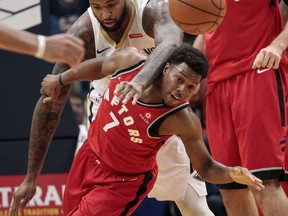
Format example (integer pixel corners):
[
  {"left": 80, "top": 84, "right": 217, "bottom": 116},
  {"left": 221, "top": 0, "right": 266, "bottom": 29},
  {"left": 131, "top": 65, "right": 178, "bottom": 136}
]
[{"left": 0, "top": 1, "right": 226, "bottom": 215}]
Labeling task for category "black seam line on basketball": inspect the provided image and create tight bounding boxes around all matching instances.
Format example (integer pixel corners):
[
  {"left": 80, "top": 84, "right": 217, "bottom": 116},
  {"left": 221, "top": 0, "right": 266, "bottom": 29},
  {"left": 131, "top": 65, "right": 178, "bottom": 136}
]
[
  {"left": 202, "top": 0, "right": 222, "bottom": 33},
  {"left": 172, "top": 20, "right": 220, "bottom": 25},
  {"left": 178, "top": 0, "right": 226, "bottom": 17},
  {"left": 174, "top": 0, "right": 225, "bottom": 33},
  {"left": 210, "top": 0, "right": 225, "bottom": 10},
  {"left": 208, "top": 0, "right": 225, "bottom": 32}
]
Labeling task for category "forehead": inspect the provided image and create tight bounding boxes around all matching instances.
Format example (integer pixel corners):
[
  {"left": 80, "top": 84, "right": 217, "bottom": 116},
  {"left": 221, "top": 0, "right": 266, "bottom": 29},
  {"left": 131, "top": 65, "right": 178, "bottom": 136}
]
[
  {"left": 90, "top": 0, "right": 119, "bottom": 4},
  {"left": 173, "top": 63, "right": 201, "bottom": 83}
]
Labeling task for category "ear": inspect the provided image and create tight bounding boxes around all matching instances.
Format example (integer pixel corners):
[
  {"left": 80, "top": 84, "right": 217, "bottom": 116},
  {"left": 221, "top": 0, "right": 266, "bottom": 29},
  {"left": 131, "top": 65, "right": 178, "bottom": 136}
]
[
  {"left": 193, "top": 83, "right": 200, "bottom": 94},
  {"left": 163, "top": 63, "right": 170, "bottom": 75}
]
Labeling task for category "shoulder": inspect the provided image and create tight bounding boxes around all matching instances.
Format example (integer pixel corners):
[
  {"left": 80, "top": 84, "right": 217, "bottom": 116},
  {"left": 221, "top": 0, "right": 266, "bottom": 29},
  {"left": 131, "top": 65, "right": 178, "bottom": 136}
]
[
  {"left": 114, "top": 47, "right": 147, "bottom": 70},
  {"left": 161, "top": 107, "right": 202, "bottom": 136},
  {"left": 66, "top": 11, "right": 92, "bottom": 38},
  {"left": 142, "top": 0, "right": 169, "bottom": 37},
  {"left": 66, "top": 11, "right": 95, "bottom": 59}
]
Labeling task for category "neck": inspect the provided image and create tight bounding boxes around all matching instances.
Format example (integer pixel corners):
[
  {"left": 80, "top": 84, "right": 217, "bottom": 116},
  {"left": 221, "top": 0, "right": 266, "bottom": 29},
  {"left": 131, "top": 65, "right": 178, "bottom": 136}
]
[{"left": 140, "top": 78, "right": 163, "bottom": 103}]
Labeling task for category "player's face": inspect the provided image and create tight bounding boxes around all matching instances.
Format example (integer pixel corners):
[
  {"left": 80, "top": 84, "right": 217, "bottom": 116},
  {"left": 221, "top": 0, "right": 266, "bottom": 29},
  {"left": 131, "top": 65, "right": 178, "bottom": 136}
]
[
  {"left": 90, "top": 0, "right": 129, "bottom": 32},
  {"left": 161, "top": 63, "right": 201, "bottom": 107}
]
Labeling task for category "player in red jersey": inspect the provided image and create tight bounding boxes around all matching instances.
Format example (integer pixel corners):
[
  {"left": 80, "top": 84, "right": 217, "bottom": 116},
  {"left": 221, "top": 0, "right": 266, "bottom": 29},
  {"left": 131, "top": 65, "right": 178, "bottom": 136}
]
[
  {"left": 203, "top": 1, "right": 288, "bottom": 215},
  {"left": 252, "top": 0, "right": 288, "bottom": 197},
  {"left": 29, "top": 45, "right": 264, "bottom": 216},
  {"left": 113, "top": 1, "right": 288, "bottom": 215}
]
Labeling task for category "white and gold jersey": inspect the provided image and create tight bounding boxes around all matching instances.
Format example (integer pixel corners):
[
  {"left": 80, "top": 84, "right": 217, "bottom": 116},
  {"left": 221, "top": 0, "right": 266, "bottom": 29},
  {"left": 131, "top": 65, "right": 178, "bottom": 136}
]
[{"left": 87, "top": 0, "right": 155, "bottom": 123}]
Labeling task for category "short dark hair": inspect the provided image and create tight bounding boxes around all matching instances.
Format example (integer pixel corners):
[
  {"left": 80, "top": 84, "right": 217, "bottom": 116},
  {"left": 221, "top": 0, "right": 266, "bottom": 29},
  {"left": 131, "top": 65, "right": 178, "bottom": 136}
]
[
  {"left": 70, "top": 90, "right": 85, "bottom": 103},
  {"left": 167, "top": 44, "right": 209, "bottom": 79}
]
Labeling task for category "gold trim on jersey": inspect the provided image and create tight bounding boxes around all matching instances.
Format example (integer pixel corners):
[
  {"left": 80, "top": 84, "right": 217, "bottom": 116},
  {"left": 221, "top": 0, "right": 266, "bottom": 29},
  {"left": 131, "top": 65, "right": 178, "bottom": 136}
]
[{"left": 100, "top": 0, "right": 135, "bottom": 48}]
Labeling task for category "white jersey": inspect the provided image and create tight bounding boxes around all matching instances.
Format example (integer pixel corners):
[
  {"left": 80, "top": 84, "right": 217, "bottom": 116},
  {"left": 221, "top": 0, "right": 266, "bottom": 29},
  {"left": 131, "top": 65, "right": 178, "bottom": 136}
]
[{"left": 87, "top": 0, "right": 155, "bottom": 122}]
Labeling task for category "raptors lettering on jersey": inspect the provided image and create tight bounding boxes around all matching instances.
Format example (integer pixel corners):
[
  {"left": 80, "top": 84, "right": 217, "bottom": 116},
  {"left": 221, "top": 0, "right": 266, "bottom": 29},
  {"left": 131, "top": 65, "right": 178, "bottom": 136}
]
[{"left": 103, "top": 89, "right": 143, "bottom": 144}]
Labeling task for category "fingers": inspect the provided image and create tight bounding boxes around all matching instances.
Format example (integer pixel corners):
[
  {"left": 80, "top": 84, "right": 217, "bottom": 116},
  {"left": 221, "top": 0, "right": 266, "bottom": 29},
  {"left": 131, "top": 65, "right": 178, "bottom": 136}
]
[
  {"left": 45, "top": 34, "right": 85, "bottom": 67},
  {"left": 252, "top": 48, "right": 281, "bottom": 70},
  {"left": 42, "top": 89, "right": 60, "bottom": 104},
  {"left": 252, "top": 52, "right": 264, "bottom": 69},
  {"left": 252, "top": 178, "right": 265, "bottom": 191},
  {"left": 65, "top": 36, "right": 85, "bottom": 67},
  {"left": 114, "top": 82, "right": 141, "bottom": 105},
  {"left": 67, "top": 34, "right": 84, "bottom": 46},
  {"left": 232, "top": 167, "right": 265, "bottom": 191},
  {"left": 131, "top": 93, "right": 140, "bottom": 105},
  {"left": 9, "top": 197, "right": 27, "bottom": 216}
]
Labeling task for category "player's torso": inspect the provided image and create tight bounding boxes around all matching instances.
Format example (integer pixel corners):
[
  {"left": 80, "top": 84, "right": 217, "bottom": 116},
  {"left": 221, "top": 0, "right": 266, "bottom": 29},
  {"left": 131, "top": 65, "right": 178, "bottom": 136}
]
[
  {"left": 205, "top": 0, "right": 286, "bottom": 82},
  {"left": 87, "top": 0, "right": 155, "bottom": 121},
  {"left": 88, "top": 61, "right": 189, "bottom": 174}
]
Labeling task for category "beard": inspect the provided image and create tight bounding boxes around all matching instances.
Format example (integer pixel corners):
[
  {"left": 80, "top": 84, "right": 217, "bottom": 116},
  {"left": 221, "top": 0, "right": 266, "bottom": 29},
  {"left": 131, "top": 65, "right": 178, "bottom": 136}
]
[{"left": 97, "top": 1, "right": 128, "bottom": 32}]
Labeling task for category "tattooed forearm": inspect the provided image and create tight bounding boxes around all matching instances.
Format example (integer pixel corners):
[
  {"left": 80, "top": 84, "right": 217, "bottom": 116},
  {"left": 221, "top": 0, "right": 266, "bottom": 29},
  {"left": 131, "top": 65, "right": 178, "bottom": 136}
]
[
  {"left": 28, "top": 84, "right": 70, "bottom": 179},
  {"left": 27, "top": 10, "right": 96, "bottom": 180}
]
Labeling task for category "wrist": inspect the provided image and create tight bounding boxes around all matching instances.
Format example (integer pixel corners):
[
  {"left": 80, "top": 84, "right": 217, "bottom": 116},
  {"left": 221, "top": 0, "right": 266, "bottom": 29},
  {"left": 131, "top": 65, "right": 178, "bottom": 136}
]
[
  {"left": 227, "top": 166, "right": 235, "bottom": 181},
  {"left": 35, "top": 35, "right": 46, "bottom": 59},
  {"left": 56, "top": 73, "right": 65, "bottom": 86}
]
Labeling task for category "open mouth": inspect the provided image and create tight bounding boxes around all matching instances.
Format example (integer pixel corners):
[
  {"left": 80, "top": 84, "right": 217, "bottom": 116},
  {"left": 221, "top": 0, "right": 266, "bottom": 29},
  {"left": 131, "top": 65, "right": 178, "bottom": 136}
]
[
  {"left": 103, "top": 20, "right": 115, "bottom": 27},
  {"left": 170, "top": 93, "right": 182, "bottom": 101}
]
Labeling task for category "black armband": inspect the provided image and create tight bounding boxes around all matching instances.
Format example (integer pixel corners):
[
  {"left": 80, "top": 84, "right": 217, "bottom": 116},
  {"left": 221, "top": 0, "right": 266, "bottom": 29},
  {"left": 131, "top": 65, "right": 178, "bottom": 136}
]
[{"left": 57, "top": 73, "right": 64, "bottom": 86}]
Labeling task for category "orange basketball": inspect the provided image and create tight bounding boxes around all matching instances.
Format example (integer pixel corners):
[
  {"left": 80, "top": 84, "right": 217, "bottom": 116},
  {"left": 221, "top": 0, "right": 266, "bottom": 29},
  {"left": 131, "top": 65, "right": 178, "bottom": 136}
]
[{"left": 169, "top": 0, "right": 227, "bottom": 35}]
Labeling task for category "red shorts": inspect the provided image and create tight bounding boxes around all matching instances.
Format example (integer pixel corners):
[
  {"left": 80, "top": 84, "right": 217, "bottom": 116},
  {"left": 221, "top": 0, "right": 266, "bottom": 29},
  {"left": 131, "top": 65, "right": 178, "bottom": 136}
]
[
  {"left": 285, "top": 98, "right": 288, "bottom": 181},
  {"left": 285, "top": 145, "right": 288, "bottom": 181},
  {"left": 63, "top": 140, "right": 157, "bottom": 216},
  {"left": 206, "top": 68, "right": 286, "bottom": 188}
]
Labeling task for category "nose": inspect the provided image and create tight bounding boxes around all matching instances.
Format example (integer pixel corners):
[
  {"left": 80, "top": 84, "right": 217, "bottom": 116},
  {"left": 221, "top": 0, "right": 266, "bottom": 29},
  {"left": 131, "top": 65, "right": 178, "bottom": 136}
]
[
  {"left": 177, "top": 84, "right": 186, "bottom": 97},
  {"left": 101, "top": 8, "right": 111, "bottom": 19}
]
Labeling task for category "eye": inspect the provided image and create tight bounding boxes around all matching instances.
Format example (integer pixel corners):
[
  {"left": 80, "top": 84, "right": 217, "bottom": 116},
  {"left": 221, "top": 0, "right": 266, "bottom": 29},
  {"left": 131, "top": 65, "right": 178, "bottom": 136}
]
[
  {"left": 107, "top": 4, "right": 114, "bottom": 8},
  {"left": 177, "top": 76, "right": 183, "bottom": 83},
  {"left": 93, "top": 5, "right": 101, "bottom": 10},
  {"left": 188, "top": 85, "right": 195, "bottom": 91}
]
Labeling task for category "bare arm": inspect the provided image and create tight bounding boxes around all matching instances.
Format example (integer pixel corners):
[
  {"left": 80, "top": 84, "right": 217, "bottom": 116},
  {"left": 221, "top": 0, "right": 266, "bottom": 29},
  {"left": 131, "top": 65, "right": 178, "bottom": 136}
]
[
  {"left": 60, "top": 48, "right": 147, "bottom": 84},
  {"left": 9, "top": 12, "right": 95, "bottom": 216},
  {"left": 280, "top": 0, "right": 288, "bottom": 24},
  {"left": 40, "top": 48, "right": 147, "bottom": 103},
  {"left": 28, "top": 11, "right": 94, "bottom": 182},
  {"left": 160, "top": 108, "right": 264, "bottom": 189},
  {"left": 252, "top": 1, "right": 288, "bottom": 70},
  {"left": 114, "top": 0, "right": 184, "bottom": 104},
  {"left": 0, "top": 24, "right": 85, "bottom": 67}
]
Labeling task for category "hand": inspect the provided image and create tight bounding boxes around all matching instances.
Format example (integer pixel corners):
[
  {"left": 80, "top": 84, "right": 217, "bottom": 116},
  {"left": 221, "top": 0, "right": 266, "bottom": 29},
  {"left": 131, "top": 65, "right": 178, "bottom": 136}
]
[
  {"left": 114, "top": 81, "right": 144, "bottom": 105},
  {"left": 9, "top": 179, "right": 36, "bottom": 216},
  {"left": 252, "top": 45, "right": 282, "bottom": 70},
  {"left": 40, "top": 74, "right": 61, "bottom": 104},
  {"left": 229, "top": 166, "right": 265, "bottom": 191},
  {"left": 44, "top": 34, "right": 85, "bottom": 68}
]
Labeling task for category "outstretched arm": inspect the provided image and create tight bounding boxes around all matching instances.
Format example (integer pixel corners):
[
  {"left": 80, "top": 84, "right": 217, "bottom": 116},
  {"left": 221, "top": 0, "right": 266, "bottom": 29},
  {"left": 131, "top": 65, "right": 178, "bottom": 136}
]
[
  {"left": 114, "top": 0, "right": 186, "bottom": 104},
  {"left": 0, "top": 24, "right": 85, "bottom": 68},
  {"left": 160, "top": 109, "right": 264, "bottom": 190},
  {"left": 40, "top": 48, "right": 147, "bottom": 103}
]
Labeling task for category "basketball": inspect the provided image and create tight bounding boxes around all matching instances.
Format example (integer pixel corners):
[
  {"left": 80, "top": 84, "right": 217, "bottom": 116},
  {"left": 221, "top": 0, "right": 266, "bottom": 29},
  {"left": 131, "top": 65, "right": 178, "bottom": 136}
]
[{"left": 169, "top": 0, "right": 227, "bottom": 35}]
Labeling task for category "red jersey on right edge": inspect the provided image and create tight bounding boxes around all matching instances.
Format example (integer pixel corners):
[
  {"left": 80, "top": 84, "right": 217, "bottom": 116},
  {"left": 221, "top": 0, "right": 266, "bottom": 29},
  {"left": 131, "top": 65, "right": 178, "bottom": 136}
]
[
  {"left": 87, "top": 60, "right": 190, "bottom": 174},
  {"left": 205, "top": 0, "right": 288, "bottom": 83}
]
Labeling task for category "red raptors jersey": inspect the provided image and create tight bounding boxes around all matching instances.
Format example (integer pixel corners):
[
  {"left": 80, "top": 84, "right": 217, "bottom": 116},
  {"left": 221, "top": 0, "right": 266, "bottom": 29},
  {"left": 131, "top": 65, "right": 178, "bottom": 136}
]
[
  {"left": 87, "top": 61, "right": 190, "bottom": 174},
  {"left": 205, "top": 0, "right": 288, "bottom": 83}
]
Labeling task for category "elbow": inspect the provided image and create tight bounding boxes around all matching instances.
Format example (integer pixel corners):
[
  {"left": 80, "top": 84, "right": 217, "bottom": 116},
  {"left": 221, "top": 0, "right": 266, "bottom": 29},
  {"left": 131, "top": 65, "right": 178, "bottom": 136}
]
[
  {"left": 155, "top": 37, "right": 182, "bottom": 49},
  {"left": 196, "top": 158, "right": 214, "bottom": 181},
  {"left": 165, "top": 39, "right": 182, "bottom": 49}
]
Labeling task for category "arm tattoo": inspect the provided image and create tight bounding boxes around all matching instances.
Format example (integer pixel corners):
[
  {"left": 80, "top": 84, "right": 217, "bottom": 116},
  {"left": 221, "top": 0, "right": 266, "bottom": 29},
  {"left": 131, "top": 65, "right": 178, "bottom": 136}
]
[{"left": 27, "top": 11, "right": 96, "bottom": 178}]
